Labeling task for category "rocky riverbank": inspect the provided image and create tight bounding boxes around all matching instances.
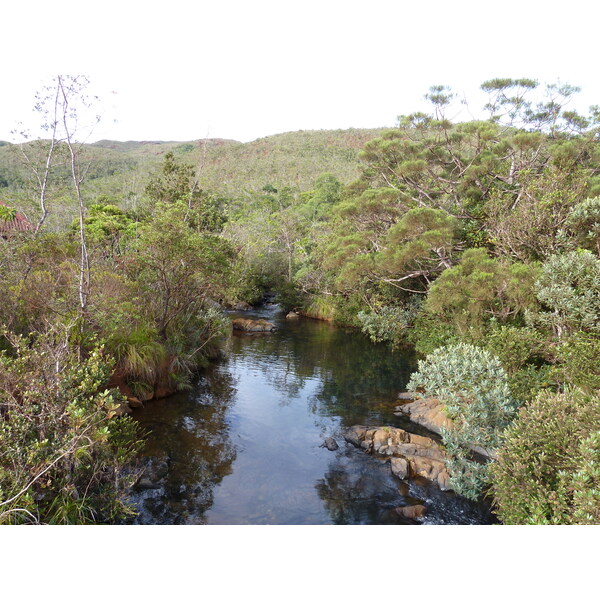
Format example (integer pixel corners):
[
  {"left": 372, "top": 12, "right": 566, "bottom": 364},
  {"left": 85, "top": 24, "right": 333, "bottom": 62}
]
[{"left": 344, "top": 425, "right": 451, "bottom": 491}]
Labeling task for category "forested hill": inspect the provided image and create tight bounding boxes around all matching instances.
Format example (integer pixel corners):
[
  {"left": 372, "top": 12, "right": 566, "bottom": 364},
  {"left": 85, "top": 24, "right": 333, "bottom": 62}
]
[{"left": 0, "top": 128, "right": 386, "bottom": 205}]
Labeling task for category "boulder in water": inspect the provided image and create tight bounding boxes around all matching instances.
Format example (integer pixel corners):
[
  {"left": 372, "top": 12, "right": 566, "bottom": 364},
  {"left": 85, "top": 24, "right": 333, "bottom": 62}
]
[
  {"left": 321, "top": 437, "right": 339, "bottom": 451},
  {"left": 395, "top": 504, "right": 427, "bottom": 520},
  {"left": 234, "top": 301, "right": 252, "bottom": 311},
  {"left": 232, "top": 318, "right": 276, "bottom": 332},
  {"left": 344, "top": 425, "right": 451, "bottom": 491}
]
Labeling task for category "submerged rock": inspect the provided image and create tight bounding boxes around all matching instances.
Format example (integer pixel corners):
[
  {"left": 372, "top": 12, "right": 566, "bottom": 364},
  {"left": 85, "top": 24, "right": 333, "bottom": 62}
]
[
  {"left": 321, "top": 437, "right": 339, "bottom": 451},
  {"left": 395, "top": 504, "right": 428, "bottom": 520},
  {"left": 127, "top": 396, "right": 144, "bottom": 409},
  {"left": 344, "top": 425, "right": 451, "bottom": 491},
  {"left": 234, "top": 301, "right": 252, "bottom": 311},
  {"left": 232, "top": 318, "right": 276, "bottom": 332}
]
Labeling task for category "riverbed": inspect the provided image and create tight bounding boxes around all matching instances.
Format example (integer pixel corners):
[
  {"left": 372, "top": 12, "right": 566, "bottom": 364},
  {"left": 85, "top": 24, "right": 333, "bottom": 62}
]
[{"left": 125, "top": 305, "right": 497, "bottom": 524}]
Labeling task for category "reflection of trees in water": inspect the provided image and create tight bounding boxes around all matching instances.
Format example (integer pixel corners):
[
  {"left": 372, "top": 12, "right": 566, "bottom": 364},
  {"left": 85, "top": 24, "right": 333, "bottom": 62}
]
[
  {"left": 229, "top": 320, "right": 416, "bottom": 426},
  {"left": 127, "top": 367, "right": 238, "bottom": 524},
  {"left": 315, "top": 448, "right": 407, "bottom": 525},
  {"left": 316, "top": 447, "right": 499, "bottom": 525}
]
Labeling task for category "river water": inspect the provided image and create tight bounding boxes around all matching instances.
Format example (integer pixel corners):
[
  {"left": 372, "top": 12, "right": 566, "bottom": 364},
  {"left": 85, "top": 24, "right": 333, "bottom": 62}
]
[{"left": 125, "top": 305, "right": 497, "bottom": 525}]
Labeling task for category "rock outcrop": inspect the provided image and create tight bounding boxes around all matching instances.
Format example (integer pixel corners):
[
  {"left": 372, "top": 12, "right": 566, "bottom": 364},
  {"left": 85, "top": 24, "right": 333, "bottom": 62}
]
[
  {"left": 394, "top": 396, "right": 451, "bottom": 436},
  {"left": 344, "top": 425, "right": 450, "bottom": 491},
  {"left": 232, "top": 318, "right": 276, "bottom": 332},
  {"left": 395, "top": 395, "right": 495, "bottom": 459},
  {"left": 321, "top": 437, "right": 339, "bottom": 451}
]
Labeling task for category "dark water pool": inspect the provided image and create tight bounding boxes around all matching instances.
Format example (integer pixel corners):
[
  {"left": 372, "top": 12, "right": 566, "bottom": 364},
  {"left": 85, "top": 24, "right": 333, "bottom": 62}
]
[{"left": 125, "top": 305, "right": 497, "bottom": 525}]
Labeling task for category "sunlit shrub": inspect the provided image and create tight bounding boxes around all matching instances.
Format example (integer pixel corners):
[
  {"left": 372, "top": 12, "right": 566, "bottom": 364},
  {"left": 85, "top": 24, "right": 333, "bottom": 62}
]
[
  {"left": 491, "top": 388, "right": 600, "bottom": 524},
  {"left": 407, "top": 343, "right": 518, "bottom": 499}
]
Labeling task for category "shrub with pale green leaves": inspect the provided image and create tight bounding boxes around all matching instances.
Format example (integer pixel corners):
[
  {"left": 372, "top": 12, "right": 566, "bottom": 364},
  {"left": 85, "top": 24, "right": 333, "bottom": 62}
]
[
  {"left": 528, "top": 250, "right": 600, "bottom": 337},
  {"left": 407, "top": 343, "right": 518, "bottom": 499}
]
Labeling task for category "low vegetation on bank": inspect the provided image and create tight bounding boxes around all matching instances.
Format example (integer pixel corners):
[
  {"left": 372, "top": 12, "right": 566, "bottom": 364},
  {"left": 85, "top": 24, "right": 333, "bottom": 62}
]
[{"left": 0, "top": 76, "right": 598, "bottom": 524}]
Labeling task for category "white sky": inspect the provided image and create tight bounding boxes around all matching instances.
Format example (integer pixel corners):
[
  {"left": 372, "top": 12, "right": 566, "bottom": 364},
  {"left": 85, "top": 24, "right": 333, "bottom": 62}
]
[{"left": 2, "top": 0, "right": 598, "bottom": 143}]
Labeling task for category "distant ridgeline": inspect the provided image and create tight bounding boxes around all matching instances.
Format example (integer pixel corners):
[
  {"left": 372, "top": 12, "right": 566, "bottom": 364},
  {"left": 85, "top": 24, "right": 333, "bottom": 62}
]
[{"left": 0, "top": 128, "right": 387, "bottom": 208}]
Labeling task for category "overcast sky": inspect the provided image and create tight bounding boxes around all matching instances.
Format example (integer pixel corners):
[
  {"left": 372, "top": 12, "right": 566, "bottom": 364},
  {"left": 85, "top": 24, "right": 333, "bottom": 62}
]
[{"left": 3, "top": 0, "right": 598, "bottom": 143}]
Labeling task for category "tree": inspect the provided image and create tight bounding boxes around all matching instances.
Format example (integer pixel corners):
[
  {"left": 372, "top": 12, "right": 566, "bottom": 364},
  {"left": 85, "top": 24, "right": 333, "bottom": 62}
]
[
  {"left": 132, "top": 202, "right": 233, "bottom": 341},
  {"left": 425, "top": 248, "right": 540, "bottom": 337}
]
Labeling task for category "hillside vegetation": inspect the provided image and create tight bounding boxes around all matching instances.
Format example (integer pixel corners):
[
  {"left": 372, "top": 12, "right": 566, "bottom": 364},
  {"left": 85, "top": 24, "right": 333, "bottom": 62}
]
[
  {"left": 0, "top": 128, "right": 385, "bottom": 218},
  {"left": 0, "top": 75, "right": 599, "bottom": 524}
]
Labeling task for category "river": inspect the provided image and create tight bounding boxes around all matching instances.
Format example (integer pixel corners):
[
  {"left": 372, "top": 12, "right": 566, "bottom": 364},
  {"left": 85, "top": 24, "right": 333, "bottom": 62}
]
[{"left": 125, "top": 304, "right": 497, "bottom": 524}]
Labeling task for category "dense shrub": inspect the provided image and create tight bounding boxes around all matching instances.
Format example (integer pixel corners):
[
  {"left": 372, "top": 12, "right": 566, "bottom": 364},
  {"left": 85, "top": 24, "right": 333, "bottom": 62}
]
[
  {"left": 482, "top": 324, "right": 552, "bottom": 404},
  {"left": 551, "top": 332, "right": 600, "bottom": 393},
  {"left": 407, "top": 343, "right": 518, "bottom": 499},
  {"left": 408, "top": 311, "right": 460, "bottom": 356},
  {"left": 529, "top": 250, "right": 600, "bottom": 337},
  {"left": 491, "top": 388, "right": 600, "bottom": 524},
  {"left": 357, "top": 297, "right": 421, "bottom": 347},
  {"left": 0, "top": 333, "right": 143, "bottom": 524}
]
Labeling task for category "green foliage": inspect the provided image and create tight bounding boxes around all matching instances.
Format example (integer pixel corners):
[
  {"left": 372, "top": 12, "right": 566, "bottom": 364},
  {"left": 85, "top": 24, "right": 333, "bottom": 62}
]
[
  {"left": 0, "top": 334, "right": 143, "bottom": 524},
  {"left": 408, "top": 311, "right": 460, "bottom": 356},
  {"left": 565, "top": 196, "right": 600, "bottom": 256},
  {"left": 552, "top": 332, "right": 600, "bottom": 393},
  {"left": 80, "top": 203, "right": 137, "bottom": 259},
  {"left": 357, "top": 296, "right": 422, "bottom": 347},
  {"left": 408, "top": 343, "right": 518, "bottom": 499},
  {"left": 426, "top": 248, "right": 540, "bottom": 337},
  {"left": 529, "top": 250, "right": 600, "bottom": 337},
  {"left": 491, "top": 388, "right": 600, "bottom": 524},
  {"left": 0, "top": 203, "right": 17, "bottom": 221},
  {"left": 482, "top": 323, "right": 552, "bottom": 405},
  {"left": 145, "top": 151, "right": 196, "bottom": 205},
  {"left": 483, "top": 324, "right": 547, "bottom": 375},
  {"left": 486, "top": 167, "right": 590, "bottom": 262}
]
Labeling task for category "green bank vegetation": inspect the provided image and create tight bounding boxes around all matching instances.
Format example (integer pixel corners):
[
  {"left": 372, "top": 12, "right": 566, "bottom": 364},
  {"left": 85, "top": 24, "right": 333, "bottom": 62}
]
[{"left": 1, "top": 76, "right": 598, "bottom": 523}]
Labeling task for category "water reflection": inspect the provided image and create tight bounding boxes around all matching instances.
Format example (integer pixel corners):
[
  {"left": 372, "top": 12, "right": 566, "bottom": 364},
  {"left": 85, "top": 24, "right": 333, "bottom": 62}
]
[
  {"left": 125, "top": 306, "right": 494, "bottom": 524},
  {"left": 315, "top": 448, "right": 408, "bottom": 525},
  {"left": 126, "top": 370, "right": 238, "bottom": 524}
]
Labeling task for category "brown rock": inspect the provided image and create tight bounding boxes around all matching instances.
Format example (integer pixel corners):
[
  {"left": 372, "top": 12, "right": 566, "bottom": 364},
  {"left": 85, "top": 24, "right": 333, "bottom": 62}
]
[
  {"left": 390, "top": 457, "right": 409, "bottom": 479},
  {"left": 437, "top": 470, "right": 451, "bottom": 491},
  {"left": 408, "top": 455, "right": 446, "bottom": 481},
  {"left": 346, "top": 424, "right": 451, "bottom": 491},
  {"left": 141, "top": 388, "right": 155, "bottom": 402},
  {"left": 343, "top": 425, "right": 366, "bottom": 447},
  {"left": 232, "top": 318, "right": 276, "bottom": 332},
  {"left": 154, "top": 382, "right": 177, "bottom": 399},
  {"left": 127, "top": 396, "right": 144, "bottom": 408},
  {"left": 395, "top": 505, "right": 427, "bottom": 519},
  {"left": 394, "top": 396, "right": 452, "bottom": 435},
  {"left": 286, "top": 311, "right": 300, "bottom": 319},
  {"left": 395, "top": 397, "right": 496, "bottom": 459},
  {"left": 321, "top": 437, "right": 339, "bottom": 451}
]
